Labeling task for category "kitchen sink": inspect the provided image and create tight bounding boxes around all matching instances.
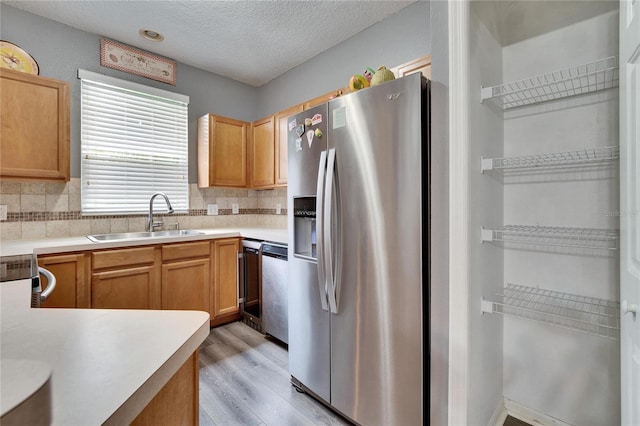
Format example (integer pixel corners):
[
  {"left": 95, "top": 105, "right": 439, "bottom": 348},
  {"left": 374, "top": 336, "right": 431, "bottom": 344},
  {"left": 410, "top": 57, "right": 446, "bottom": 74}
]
[{"left": 87, "top": 229, "right": 204, "bottom": 242}]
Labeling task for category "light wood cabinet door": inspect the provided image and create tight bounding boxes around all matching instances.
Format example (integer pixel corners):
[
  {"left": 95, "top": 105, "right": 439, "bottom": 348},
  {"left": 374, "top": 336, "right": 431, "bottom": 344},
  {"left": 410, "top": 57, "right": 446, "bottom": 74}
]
[
  {"left": 131, "top": 351, "right": 199, "bottom": 426},
  {"left": 91, "top": 246, "right": 160, "bottom": 309},
  {"left": 249, "top": 116, "right": 275, "bottom": 188},
  {"left": 275, "top": 104, "right": 303, "bottom": 186},
  {"left": 393, "top": 55, "right": 432, "bottom": 79},
  {"left": 198, "top": 114, "right": 248, "bottom": 188},
  {"left": 92, "top": 265, "right": 158, "bottom": 309},
  {"left": 0, "top": 69, "right": 70, "bottom": 181},
  {"left": 162, "top": 258, "right": 211, "bottom": 313},
  {"left": 212, "top": 238, "right": 240, "bottom": 324},
  {"left": 38, "top": 253, "right": 88, "bottom": 308}
]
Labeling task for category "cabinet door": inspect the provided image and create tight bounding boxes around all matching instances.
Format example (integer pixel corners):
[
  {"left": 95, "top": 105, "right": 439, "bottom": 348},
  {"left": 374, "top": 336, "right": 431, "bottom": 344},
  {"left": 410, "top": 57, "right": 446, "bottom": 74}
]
[
  {"left": 38, "top": 253, "right": 88, "bottom": 308},
  {"left": 394, "top": 55, "right": 432, "bottom": 79},
  {"left": 250, "top": 116, "right": 276, "bottom": 188},
  {"left": 198, "top": 114, "right": 248, "bottom": 187},
  {"left": 212, "top": 238, "right": 240, "bottom": 323},
  {"left": 92, "top": 265, "right": 158, "bottom": 309},
  {"left": 275, "top": 104, "right": 303, "bottom": 186},
  {"left": 162, "top": 258, "right": 211, "bottom": 313},
  {"left": 0, "top": 69, "right": 70, "bottom": 181}
]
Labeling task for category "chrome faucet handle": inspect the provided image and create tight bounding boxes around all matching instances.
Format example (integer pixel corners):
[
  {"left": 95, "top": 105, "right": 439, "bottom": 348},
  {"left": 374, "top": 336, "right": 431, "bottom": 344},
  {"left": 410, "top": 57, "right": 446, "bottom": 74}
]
[{"left": 150, "top": 220, "right": 163, "bottom": 230}]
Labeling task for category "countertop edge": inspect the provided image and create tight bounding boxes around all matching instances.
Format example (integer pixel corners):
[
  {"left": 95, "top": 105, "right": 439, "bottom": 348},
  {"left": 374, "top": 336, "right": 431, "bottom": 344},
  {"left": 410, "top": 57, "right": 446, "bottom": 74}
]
[
  {"left": 99, "top": 311, "right": 210, "bottom": 425},
  {"left": 0, "top": 227, "right": 288, "bottom": 257}
]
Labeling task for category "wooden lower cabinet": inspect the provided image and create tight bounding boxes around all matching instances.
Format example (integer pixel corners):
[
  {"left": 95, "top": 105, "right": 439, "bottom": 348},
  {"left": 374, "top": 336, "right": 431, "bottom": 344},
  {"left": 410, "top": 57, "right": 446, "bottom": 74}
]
[
  {"left": 92, "top": 265, "right": 159, "bottom": 310},
  {"left": 91, "top": 246, "right": 160, "bottom": 310},
  {"left": 161, "top": 241, "right": 211, "bottom": 314},
  {"left": 38, "top": 253, "right": 88, "bottom": 308},
  {"left": 41, "top": 238, "right": 244, "bottom": 326},
  {"left": 131, "top": 350, "right": 199, "bottom": 426},
  {"left": 212, "top": 238, "right": 241, "bottom": 326}
]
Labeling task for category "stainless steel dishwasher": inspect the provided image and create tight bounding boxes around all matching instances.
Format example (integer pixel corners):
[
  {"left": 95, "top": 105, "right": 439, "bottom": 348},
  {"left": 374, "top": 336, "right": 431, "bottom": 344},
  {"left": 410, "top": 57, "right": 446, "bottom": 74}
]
[{"left": 261, "top": 242, "right": 288, "bottom": 344}]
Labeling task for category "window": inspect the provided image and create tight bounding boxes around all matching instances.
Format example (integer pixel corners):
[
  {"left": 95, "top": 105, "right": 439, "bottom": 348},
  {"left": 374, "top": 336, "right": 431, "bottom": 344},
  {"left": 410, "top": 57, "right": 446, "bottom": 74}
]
[{"left": 79, "top": 69, "right": 189, "bottom": 214}]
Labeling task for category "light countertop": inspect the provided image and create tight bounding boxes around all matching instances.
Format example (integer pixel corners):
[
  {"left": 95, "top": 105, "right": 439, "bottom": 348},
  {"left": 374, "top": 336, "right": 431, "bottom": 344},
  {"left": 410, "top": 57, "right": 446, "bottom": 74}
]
[
  {"left": 0, "top": 226, "right": 287, "bottom": 423},
  {"left": 1, "top": 279, "right": 210, "bottom": 425},
  {"left": 0, "top": 227, "right": 288, "bottom": 257}
]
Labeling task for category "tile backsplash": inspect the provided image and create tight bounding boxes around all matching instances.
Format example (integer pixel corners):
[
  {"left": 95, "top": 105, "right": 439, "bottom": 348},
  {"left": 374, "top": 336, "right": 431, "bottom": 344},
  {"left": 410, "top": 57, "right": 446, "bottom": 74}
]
[{"left": 0, "top": 179, "right": 287, "bottom": 241}]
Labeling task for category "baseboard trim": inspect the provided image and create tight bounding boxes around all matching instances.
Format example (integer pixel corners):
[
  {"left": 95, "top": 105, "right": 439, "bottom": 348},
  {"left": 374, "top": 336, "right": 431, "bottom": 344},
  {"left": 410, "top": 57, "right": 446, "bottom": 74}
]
[
  {"left": 503, "top": 398, "right": 572, "bottom": 426},
  {"left": 488, "top": 399, "right": 508, "bottom": 426}
]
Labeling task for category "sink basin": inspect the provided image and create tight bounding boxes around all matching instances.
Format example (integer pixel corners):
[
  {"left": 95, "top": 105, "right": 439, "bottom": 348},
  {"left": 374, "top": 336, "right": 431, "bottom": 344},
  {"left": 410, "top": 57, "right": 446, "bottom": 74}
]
[{"left": 87, "top": 230, "right": 204, "bottom": 242}]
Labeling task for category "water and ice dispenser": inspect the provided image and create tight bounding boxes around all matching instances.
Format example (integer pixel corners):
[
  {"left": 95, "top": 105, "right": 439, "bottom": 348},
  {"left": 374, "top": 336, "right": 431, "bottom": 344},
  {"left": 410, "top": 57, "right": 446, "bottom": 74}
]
[{"left": 293, "top": 197, "right": 317, "bottom": 261}]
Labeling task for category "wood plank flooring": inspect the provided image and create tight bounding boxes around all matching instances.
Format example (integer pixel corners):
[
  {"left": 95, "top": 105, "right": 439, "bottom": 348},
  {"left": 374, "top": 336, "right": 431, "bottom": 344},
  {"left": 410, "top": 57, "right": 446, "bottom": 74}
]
[{"left": 198, "top": 321, "right": 351, "bottom": 426}]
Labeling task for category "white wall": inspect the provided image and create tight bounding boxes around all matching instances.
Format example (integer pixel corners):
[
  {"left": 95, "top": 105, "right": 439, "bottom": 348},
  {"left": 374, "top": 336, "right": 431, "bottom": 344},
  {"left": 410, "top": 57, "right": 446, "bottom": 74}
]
[
  {"left": 501, "top": 10, "right": 620, "bottom": 425},
  {"left": 255, "top": 1, "right": 430, "bottom": 119},
  {"left": 0, "top": 4, "right": 258, "bottom": 182},
  {"left": 467, "top": 5, "right": 505, "bottom": 423}
]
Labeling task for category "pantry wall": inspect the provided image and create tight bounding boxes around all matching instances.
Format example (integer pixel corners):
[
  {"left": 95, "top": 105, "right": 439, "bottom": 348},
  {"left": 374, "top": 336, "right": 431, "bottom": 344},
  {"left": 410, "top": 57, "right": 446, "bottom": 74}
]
[{"left": 468, "top": 3, "right": 620, "bottom": 425}]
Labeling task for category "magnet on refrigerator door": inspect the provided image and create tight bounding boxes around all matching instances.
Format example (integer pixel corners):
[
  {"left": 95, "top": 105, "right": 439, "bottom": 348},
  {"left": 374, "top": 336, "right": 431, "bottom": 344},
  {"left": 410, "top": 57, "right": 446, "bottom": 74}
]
[
  {"left": 306, "top": 130, "right": 314, "bottom": 148},
  {"left": 295, "top": 137, "right": 303, "bottom": 152},
  {"left": 289, "top": 119, "right": 297, "bottom": 132}
]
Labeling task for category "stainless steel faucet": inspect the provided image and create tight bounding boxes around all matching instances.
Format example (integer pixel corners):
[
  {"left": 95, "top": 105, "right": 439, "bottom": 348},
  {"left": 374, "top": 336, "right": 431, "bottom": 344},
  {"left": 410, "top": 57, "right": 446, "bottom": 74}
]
[{"left": 147, "top": 192, "right": 174, "bottom": 232}]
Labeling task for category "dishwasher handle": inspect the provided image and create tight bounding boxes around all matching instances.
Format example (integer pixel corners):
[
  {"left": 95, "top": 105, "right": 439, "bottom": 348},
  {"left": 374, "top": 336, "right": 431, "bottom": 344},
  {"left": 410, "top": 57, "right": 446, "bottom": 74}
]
[{"left": 261, "top": 243, "right": 288, "bottom": 260}]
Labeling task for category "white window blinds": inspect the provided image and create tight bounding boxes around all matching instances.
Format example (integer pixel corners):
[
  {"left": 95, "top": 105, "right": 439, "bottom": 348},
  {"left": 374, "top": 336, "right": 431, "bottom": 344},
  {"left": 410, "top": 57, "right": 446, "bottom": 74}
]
[{"left": 79, "top": 70, "right": 189, "bottom": 214}]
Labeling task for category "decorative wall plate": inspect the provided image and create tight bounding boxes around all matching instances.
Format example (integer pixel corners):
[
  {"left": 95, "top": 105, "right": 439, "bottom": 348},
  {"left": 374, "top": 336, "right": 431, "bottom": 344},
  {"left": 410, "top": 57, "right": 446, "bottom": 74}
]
[{"left": 0, "top": 41, "right": 39, "bottom": 75}]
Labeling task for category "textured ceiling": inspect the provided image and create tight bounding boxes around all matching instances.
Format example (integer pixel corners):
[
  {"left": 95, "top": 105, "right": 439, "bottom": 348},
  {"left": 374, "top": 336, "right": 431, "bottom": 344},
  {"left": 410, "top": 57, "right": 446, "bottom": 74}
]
[
  {"left": 471, "top": 0, "right": 618, "bottom": 47},
  {"left": 4, "top": 0, "right": 416, "bottom": 86}
]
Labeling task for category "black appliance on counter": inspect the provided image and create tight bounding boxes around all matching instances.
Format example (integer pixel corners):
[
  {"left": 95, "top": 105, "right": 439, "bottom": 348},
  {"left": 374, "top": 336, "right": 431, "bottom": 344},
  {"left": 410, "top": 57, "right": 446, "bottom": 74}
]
[{"left": 0, "top": 254, "right": 56, "bottom": 307}]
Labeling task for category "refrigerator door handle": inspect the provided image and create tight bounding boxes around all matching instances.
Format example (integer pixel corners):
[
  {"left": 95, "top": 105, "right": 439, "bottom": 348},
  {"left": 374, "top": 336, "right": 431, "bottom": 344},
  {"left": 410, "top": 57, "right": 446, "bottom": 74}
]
[
  {"left": 315, "top": 150, "right": 329, "bottom": 311},
  {"left": 324, "top": 148, "right": 339, "bottom": 314}
]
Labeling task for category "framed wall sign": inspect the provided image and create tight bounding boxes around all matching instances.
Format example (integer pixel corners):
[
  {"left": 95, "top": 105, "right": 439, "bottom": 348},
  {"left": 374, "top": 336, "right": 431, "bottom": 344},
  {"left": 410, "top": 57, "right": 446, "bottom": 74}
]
[{"left": 100, "top": 38, "right": 176, "bottom": 85}]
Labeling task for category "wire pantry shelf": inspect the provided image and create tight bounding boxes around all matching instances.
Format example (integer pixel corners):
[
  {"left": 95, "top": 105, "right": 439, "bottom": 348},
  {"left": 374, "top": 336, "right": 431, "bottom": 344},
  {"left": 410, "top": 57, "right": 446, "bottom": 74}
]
[
  {"left": 481, "top": 225, "right": 619, "bottom": 250},
  {"left": 481, "top": 56, "right": 618, "bottom": 109},
  {"left": 481, "top": 146, "right": 619, "bottom": 172},
  {"left": 482, "top": 283, "right": 620, "bottom": 340}
]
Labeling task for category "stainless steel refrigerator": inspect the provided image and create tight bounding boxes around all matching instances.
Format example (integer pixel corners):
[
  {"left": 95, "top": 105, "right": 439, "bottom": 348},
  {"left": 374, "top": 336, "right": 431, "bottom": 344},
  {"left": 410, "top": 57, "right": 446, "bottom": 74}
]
[{"left": 287, "top": 73, "right": 428, "bottom": 425}]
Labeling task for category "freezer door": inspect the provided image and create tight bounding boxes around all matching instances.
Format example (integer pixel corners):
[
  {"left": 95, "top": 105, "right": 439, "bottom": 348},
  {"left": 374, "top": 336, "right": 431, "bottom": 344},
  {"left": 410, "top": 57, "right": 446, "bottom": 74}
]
[
  {"left": 287, "top": 258, "right": 331, "bottom": 402},
  {"left": 327, "top": 74, "right": 426, "bottom": 425},
  {"left": 287, "top": 105, "right": 329, "bottom": 196},
  {"left": 287, "top": 105, "right": 331, "bottom": 402}
]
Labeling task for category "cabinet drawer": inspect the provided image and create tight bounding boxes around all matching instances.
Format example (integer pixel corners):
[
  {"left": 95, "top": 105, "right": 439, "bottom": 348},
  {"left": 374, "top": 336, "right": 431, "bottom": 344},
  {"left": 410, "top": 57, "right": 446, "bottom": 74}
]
[
  {"left": 162, "top": 241, "right": 211, "bottom": 262},
  {"left": 93, "top": 246, "right": 156, "bottom": 270}
]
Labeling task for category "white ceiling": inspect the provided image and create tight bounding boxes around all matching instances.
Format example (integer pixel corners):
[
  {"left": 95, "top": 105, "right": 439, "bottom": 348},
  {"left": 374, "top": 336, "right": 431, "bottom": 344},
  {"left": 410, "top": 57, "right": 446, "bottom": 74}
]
[{"left": 3, "top": 0, "right": 416, "bottom": 87}]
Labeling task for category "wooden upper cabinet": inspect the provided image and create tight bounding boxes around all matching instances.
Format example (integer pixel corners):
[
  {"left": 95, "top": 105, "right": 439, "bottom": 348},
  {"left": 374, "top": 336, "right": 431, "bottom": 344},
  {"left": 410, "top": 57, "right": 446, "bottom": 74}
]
[
  {"left": 393, "top": 55, "right": 432, "bottom": 80},
  {"left": 303, "top": 87, "right": 349, "bottom": 110},
  {"left": 275, "top": 104, "right": 303, "bottom": 186},
  {"left": 198, "top": 114, "right": 248, "bottom": 188},
  {"left": 249, "top": 116, "right": 276, "bottom": 188},
  {"left": 0, "top": 69, "right": 70, "bottom": 181}
]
